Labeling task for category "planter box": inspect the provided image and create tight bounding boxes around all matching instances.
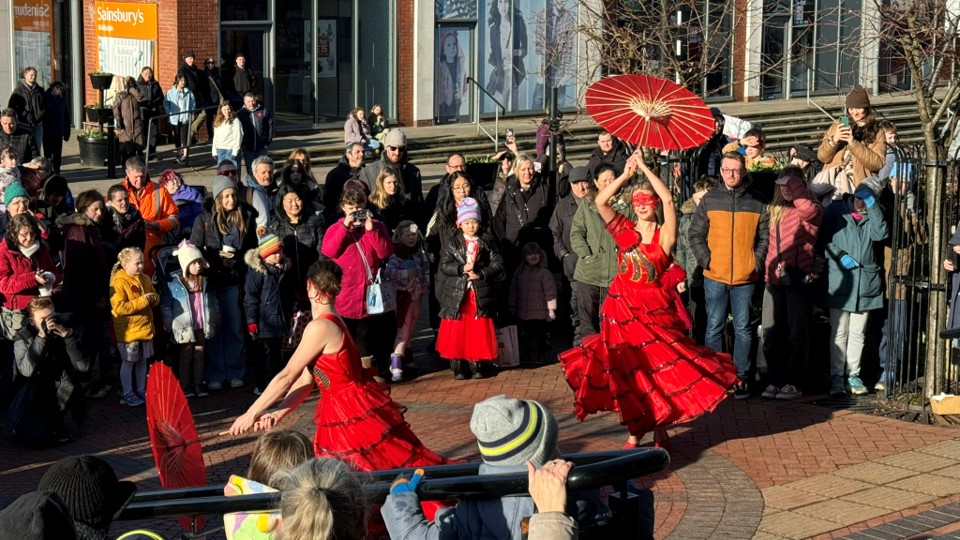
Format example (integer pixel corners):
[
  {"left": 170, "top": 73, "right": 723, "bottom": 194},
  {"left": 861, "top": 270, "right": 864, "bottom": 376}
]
[
  {"left": 77, "top": 135, "right": 116, "bottom": 167},
  {"left": 89, "top": 73, "right": 113, "bottom": 91},
  {"left": 84, "top": 107, "right": 114, "bottom": 124}
]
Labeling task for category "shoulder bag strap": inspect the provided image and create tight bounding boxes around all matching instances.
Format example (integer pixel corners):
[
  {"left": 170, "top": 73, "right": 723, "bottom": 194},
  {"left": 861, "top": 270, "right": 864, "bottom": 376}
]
[{"left": 354, "top": 236, "right": 375, "bottom": 283}]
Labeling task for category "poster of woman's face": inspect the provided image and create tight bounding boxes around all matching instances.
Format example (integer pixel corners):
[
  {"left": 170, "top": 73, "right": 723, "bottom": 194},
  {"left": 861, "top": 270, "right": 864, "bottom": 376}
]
[{"left": 435, "top": 27, "right": 471, "bottom": 123}]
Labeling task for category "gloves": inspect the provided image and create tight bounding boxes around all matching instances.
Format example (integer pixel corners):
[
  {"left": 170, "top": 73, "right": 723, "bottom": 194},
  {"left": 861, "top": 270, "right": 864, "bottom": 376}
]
[
  {"left": 389, "top": 468, "right": 424, "bottom": 495},
  {"left": 839, "top": 254, "right": 860, "bottom": 270},
  {"left": 854, "top": 185, "right": 876, "bottom": 207},
  {"left": 247, "top": 323, "right": 259, "bottom": 335}
]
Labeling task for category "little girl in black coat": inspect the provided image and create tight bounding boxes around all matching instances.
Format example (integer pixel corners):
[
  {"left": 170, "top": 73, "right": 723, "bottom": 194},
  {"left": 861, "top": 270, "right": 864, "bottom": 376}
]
[{"left": 436, "top": 197, "right": 504, "bottom": 379}]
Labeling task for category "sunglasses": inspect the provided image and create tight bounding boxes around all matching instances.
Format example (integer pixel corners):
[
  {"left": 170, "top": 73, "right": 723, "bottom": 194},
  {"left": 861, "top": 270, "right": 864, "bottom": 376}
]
[
  {"left": 221, "top": 169, "right": 238, "bottom": 176},
  {"left": 388, "top": 146, "right": 405, "bottom": 152}
]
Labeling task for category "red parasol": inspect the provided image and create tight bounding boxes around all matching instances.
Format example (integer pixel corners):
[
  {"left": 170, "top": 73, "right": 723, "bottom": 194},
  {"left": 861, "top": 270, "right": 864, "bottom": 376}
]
[
  {"left": 146, "top": 362, "right": 207, "bottom": 531},
  {"left": 585, "top": 74, "right": 715, "bottom": 151}
]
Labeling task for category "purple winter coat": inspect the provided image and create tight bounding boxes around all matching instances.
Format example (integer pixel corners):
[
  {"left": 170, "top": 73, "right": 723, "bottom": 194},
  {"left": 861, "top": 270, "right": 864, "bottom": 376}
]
[
  {"left": 171, "top": 184, "right": 204, "bottom": 229},
  {"left": 321, "top": 218, "right": 393, "bottom": 319}
]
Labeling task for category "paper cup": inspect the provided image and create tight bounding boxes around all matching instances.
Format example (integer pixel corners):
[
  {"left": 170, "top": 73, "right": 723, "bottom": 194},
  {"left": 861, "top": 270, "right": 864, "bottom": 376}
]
[
  {"left": 38, "top": 272, "right": 55, "bottom": 297},
  {"left": 222, "top": 245, "right": 237, "bottom": 253}
]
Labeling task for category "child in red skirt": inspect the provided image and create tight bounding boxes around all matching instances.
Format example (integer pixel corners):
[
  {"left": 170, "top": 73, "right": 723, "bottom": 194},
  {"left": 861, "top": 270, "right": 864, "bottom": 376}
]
[{"left": 436, "top": 197, "right": 505, "bottom": 379}]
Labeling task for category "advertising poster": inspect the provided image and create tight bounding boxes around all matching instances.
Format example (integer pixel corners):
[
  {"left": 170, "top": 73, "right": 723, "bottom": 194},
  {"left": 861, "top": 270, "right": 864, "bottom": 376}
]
[
  {"left": 317, "top": 19, "right": 337, "bottom": 79},
  {"left": 436, "top": 0, "right": 477, "bottom": 21},
  {"left": 473, "top": 0, "right": 577, "bottom": 115},
  {"left": 435, "top": 27, "right": 472, "bottom": 123},
  {"left": 12, "top": 0, "right": 54, "bottom": 86},
  {"left": 94, "top": 1, "right": 158, "bottom": 76}
]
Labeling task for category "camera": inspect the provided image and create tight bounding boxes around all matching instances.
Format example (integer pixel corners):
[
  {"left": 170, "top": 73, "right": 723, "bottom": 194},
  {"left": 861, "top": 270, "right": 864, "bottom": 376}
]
[{"left": 351, "top": 210, "right": 368, "bottom": 223}]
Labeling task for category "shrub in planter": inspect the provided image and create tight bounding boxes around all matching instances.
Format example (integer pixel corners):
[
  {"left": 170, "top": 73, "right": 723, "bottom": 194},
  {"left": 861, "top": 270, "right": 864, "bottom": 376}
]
[{"left": 77, "top": 129, "right": 113, "bottom": 166}]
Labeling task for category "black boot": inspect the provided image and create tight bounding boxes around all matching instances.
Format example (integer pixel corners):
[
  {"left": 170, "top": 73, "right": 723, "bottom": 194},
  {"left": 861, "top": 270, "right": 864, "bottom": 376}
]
[{"left": 452, "top": 360, "right": 468, "bottom": 380}]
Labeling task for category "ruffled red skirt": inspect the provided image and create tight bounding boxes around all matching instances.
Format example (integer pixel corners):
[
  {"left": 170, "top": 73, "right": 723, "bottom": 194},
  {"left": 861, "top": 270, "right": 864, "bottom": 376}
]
[
  {"left": 559, "top": 284, "right": 738, "bottom": 436},
  {"left": 436, "top": 289, "right": 498, "bottom": 362}
]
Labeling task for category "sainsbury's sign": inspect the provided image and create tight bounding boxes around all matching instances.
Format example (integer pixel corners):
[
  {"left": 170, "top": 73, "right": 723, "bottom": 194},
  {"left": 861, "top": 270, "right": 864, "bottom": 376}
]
[{"left": 94, "top": 1, "right": 157, "bottom": 40}]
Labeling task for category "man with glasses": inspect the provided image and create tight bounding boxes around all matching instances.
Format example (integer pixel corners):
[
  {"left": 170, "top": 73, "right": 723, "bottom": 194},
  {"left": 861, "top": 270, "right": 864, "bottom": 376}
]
[
  {"left": 687, "top": 151, "right": 769, "bottom": 400},
  {"left": 323, "top": 142, "right": 367, "bottom": 218},
  {"left": 361, "top": 129, "right": 423, "bottom": 214}
]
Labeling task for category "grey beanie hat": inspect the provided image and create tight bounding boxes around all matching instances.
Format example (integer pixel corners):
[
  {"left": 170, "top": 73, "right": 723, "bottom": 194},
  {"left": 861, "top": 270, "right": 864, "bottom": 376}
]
[
  {"left": 470, "top": 395, "right": 559, "bottom": 468},
  {"left": 212, "top": 175, "right": 236, "bottom": 199}
]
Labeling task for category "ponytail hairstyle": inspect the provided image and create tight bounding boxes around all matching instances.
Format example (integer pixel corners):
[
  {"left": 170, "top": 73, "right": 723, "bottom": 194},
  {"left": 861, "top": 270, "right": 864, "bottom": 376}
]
[
  {"left": 271, "top": 458, "right": 367, "bottom": 540},
  {"left": 111, "top": 246, "right": 144, "bottom": 280}
]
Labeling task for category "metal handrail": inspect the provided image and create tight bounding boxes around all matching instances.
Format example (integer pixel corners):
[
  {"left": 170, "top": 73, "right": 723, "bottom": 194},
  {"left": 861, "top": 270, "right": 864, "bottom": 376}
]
[
  {"left": 466, "top": 76, "right": 506, "bottom": 150},
  {"left": 120, "top": 449, "right": 669, "bottom": 520},
  {"left": 144, "top": 104, "right": 220, "bottom": 165}
]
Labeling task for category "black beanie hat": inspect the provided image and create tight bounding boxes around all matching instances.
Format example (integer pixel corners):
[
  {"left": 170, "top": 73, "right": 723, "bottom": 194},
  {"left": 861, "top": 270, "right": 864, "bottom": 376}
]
[
  {"left": 37, "top": 455, "right": 137, "bottom": 530},
  {"left": 0, "top": 491, "right": 77, "bottom": 540}
]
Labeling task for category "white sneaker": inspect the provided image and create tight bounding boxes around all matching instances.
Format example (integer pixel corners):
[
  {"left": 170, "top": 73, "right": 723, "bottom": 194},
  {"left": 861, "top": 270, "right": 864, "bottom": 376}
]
[
  {"left": 390, "top": 368, "right": 403, "bottom": 383},
  {"left": 761, "top": 384, "right": 780, "bottom": 399},
  {"left": 207, "top": 381, "right": 223, "bottom": 391},
  {"left": 230, "top": 378, "right": 245, "bottom": 388},
  {"left": 252, "top": 387, "right": 262, "bottom": 396}
]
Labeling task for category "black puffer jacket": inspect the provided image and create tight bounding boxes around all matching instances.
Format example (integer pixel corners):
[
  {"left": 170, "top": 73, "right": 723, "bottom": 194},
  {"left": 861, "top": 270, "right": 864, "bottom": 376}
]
[
  {"left": 438, "top": 232, "right": 504, "bottom": 320},
  {"left": 270, "top": 189, "right": 326, "bottom": 294},
  {"left": 243, "top": 250, "right": 294, "bottom": 338},
  {"left": 136, "top": 76, "right": 164, "bottom": 115},
  {"left": 0, "top": 128, "right": 38, "bottom": 162}
]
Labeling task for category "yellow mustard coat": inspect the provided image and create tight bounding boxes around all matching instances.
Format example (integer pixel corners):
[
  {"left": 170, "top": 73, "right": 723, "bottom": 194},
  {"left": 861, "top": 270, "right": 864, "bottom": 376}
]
[{"left": 110, "top": 269, "right": 156, "bottom": 342}]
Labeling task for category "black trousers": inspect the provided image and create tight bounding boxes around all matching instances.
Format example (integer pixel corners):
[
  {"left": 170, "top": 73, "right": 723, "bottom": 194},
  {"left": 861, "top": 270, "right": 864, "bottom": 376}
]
[
  {"left": 574, "top": 282, "right": 609, "bottom": 338},
  {"left": 252, "top": 336, "right": 283, "bottom": 390},
  {"left": 43, "top": 134, "right": 64, "bottom": 173},
  {"left": 518, "top": 319, "right": 550, "bottom": 363},
  {"left": 761, "top": 283, "right": 812, "bottom": 390},
  {"left": 343, "top": 312, "right": 398, "bottom": 376}
]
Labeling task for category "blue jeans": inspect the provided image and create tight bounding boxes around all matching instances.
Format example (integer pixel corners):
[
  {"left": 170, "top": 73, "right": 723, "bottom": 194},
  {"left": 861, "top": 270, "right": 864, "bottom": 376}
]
[
  {"left": 205, "top": 285, "right": 244, "bottom": 383},
  {"left": 216, "top": 148, "right": 237, "bottom": 166},
  {"left": 703, "top": 277, "right": 755, "bottom": 380},
  {"left": 240, "top": 148, "right": 267, "bottom": 181},
  {"left": 878, "top": 299, "right": 906, "bottom": 385}
]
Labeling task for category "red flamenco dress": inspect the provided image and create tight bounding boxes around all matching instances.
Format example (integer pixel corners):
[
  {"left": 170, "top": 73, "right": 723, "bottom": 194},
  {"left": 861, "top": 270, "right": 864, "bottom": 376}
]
[
  {"left": 310, "top": 313, "right": 449, "bottom": 468},
  {"left": 311, "top": 313, "right": 452, "bottom": 526},
  {"left": 559, "top": 214, "right": 738, "bottom": 436}
]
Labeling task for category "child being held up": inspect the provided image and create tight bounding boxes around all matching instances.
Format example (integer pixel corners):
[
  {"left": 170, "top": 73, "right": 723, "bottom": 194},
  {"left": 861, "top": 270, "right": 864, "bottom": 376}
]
[
  {"left": 244, "top": 233, "right": 294, "bottom": 396},
  {"left": 509, "top": 242, "right": 557, "bottom": 366},
  {"left": 161, "top": 240, "right": 219, "bottom": 397},
  {"left": 110, "top": 247, "right": 159, "bottom": 407}
]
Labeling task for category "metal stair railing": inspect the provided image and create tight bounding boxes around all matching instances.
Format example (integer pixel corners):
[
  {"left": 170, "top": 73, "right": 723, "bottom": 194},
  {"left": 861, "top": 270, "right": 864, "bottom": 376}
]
[{"left": 467, "top": 76, "right": 506, "bottom": 151}]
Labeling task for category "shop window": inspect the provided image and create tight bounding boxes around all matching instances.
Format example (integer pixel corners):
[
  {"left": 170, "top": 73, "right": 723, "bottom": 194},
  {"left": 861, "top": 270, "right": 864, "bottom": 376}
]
[{"left": 222, "top": 1, "right": 268, "bottom": 21}]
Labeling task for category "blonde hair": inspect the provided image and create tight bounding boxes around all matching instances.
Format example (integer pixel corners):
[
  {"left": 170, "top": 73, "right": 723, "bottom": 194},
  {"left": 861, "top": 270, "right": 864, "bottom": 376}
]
[
  {"left": 247, "top": 430, "right": 313, "bottom": 487},
  {"left": 272, "top": 458, "right": 366, "bottom": 540},
  {"left": 769, "top": 166, "right": 805, "bottom": 229},
  {"left": 111, "top": 246, "right": 143, "bottom": 279},
  {"left": 369, "top": 166, "right": 405, "bottom": 209}
]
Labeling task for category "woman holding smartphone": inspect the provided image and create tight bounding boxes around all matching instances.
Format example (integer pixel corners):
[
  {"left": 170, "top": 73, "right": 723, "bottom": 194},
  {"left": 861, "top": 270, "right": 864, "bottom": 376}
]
[
  {"left": 321, "top": 188, "right": 396, "bottom": 381},
  {"left": 817, "top": 85, "right": 886, "bottom": 189}
]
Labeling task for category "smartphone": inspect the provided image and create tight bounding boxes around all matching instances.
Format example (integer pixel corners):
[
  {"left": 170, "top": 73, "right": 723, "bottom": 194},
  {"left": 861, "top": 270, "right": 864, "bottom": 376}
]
[{"left": 839, "top": 115, "right": 849, "bottom": 128}]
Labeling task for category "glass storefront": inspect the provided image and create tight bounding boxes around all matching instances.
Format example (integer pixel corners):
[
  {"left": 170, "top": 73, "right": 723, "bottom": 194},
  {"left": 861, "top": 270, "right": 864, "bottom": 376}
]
[
  {"left": 760, "top": 0, "right": 860, "bottom": 100},
  {"left": 221, "top": 0, "right": 395, "bottom": 129}
]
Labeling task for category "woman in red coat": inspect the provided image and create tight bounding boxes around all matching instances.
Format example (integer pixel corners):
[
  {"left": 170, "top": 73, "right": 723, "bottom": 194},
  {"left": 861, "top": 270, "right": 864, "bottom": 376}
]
[{"left": 0, "top": 213, "right": 59, "bottom": 339}]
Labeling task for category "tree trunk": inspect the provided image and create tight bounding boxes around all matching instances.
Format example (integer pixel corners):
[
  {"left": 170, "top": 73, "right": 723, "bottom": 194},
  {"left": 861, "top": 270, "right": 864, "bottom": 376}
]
[{"left": 924, "top": 134, "right": 946, "bottom": 399}]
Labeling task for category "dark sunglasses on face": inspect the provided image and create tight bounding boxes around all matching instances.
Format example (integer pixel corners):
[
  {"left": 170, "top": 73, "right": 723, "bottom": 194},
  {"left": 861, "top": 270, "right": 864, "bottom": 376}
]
[
  {"left": 388, "top": 146, "right": 405, "bottom": 152},
  {"left": 221, "top": 169, "right": 238, "bottom": 176}
]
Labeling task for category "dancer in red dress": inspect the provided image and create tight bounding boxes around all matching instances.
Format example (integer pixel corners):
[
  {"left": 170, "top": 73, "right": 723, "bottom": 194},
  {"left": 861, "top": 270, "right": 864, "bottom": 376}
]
[
  {"left": 229, "top": 259, "right": 448, "bottom": 470},
  {"left": 559, "top": 153, "right": 738, "bottom": 448}
]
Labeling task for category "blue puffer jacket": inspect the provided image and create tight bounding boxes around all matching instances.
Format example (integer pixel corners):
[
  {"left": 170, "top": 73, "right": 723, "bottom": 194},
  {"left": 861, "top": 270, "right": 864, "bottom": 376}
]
[
  {"left": 243, "top": 250, "right": 294, "bottom": 339},
  {"left": 819, "top": 195, "right": 889, "bottom": 312},
  {"left": 160, "top": 273, "right": 220, "bottom": 344}
]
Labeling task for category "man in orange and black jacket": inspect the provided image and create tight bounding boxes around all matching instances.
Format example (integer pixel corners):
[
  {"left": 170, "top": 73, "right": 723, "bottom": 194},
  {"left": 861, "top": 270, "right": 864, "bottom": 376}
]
[{"left": 687, "top": 151, "right": 768, "bottom": 400}]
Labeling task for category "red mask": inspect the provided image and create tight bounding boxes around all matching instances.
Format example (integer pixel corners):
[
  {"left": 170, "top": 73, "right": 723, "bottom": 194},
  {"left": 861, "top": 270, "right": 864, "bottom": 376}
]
[{"left": 632, "top": 191, "right": 660, "bottom": 208}]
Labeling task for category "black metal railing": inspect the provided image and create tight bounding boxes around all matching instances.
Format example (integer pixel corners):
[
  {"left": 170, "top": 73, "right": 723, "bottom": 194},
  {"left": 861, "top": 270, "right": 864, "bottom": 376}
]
[{"left": 119, "top": 449, "right": 668, "bottom": 537}]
